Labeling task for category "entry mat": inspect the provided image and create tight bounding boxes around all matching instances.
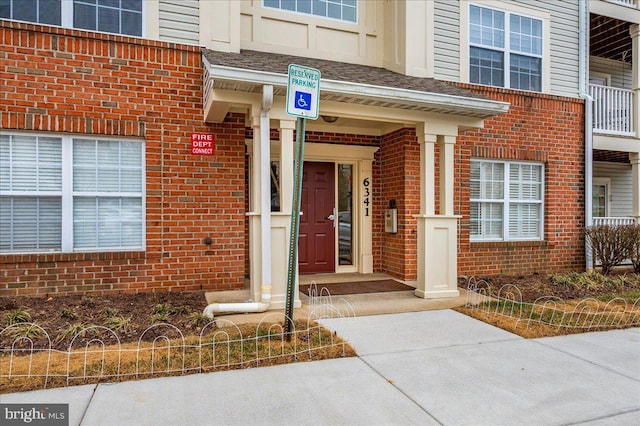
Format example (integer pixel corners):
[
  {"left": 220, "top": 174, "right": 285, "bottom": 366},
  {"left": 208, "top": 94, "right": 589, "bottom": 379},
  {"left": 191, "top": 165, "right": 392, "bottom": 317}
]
[{"left": 299, "top": 279, "right": 414, "bottom": 296}]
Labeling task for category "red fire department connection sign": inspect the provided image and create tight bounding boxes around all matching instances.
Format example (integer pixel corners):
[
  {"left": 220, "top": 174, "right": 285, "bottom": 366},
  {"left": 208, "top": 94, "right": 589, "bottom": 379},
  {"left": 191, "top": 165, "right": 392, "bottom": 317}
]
[{"left": 191, "top": 133, "right": 214, "bottom": 155}]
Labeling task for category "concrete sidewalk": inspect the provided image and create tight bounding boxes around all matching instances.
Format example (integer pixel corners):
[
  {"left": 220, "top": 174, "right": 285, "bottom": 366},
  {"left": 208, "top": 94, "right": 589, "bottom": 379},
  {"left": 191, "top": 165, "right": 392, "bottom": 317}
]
[{"left": 1, "top": 310, "right": 639, "bottom": 425}]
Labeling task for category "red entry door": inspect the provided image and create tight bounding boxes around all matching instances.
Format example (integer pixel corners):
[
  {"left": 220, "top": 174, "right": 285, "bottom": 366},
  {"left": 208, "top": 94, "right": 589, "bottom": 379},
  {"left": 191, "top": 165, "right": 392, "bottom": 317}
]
[{"left": 299, "top": 162, "right": 335, "bottom": 274}]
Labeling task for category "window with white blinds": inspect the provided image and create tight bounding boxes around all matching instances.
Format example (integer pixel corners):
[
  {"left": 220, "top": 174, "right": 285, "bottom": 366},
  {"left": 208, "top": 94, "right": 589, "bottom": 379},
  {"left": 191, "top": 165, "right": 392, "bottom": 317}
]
[
  {"left": 470, "top": 159, "right": 543, "bottom": 241},
  {"left": 0, "top": 133, "right": 144, "bottom": 253}
]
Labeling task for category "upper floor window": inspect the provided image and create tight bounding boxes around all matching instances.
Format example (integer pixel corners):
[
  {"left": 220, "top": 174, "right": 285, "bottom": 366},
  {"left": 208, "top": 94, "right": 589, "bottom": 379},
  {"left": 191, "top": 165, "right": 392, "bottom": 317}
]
[
  {"left": 263, "top": 0, "right": 357, "bottom": 23},
  {"left": 74, "top": 0, "right": 142, "bottom": 36},
  {"left": 469, "top": 4, "right": 543, "bottom": 92},
  {"left": 0, "top": 0, "right": 61, "bottom": 25},
  {"left": 0, "top": 133, "right": 145, "bottom": 254},
  {"left": 0, "top": 0, "right": 142, "bottom": 37},
  {"left": 470, "top": 159, "right": 544, "bottom": 241}
]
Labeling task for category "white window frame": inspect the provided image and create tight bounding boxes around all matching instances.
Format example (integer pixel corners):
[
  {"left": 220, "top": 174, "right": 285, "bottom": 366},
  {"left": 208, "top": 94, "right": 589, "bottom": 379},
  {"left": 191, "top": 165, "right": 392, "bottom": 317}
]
[
  {"left": 1, "top": 0, "right": 146, "bottom": 37},
  {"left": 262, "top": 0, "right": 358, "bottom": 24},
  {"left": 0, "top": 132, "right": 146, "bottom": 254},
  {"left": 470, "top": 159, "right": 545, "bottom": 242},
  {"left": 592, "top": 177, "right": 611, "bottom": 218},
  {"left": 589, "top": 72, "right": 611, "bottom": 87},
  {"left": 461, "top": 1, "right": 551, "bottom": 93}
]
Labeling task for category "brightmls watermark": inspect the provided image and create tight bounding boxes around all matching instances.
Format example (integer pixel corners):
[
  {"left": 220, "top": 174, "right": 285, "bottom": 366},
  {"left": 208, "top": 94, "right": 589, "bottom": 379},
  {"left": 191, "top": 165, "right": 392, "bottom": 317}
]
[{"left": 0, "top": 404, "right": 68, "bottom": 425}]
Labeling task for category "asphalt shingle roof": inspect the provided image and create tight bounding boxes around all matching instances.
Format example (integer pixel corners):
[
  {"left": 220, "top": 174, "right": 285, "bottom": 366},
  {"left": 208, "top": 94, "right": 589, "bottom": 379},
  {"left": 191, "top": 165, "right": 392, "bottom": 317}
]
[{"left": 202, "top": 49, "right": 488, "bottom": 101}]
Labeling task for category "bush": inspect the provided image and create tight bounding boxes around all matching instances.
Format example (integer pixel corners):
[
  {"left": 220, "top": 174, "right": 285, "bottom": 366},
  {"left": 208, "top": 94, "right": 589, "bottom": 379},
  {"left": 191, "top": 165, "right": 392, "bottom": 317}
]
[
  {"left": 584, "top": 225, "right": 636, "bottom": 275},
  {"left": 629, "top": 225, "right": 640, "bottom": 274}
]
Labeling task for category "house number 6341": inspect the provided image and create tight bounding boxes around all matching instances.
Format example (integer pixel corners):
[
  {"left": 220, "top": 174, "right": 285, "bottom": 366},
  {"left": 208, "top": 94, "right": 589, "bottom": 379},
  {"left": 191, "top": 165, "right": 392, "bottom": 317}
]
[{"left": 363, "top": 178, "right": 370, "bottom": 216}]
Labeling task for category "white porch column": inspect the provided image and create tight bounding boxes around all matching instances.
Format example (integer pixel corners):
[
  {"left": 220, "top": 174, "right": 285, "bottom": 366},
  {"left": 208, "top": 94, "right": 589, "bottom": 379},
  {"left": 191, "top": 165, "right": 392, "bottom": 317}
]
[
  {"left": 439, "top": 135, "right": 456, "bottom": 216},
  {"left": 631, "top": 152, "right": 640, "bottom": 224},
  {"left": 630, "top": 24, "right": 640, "bottom": 139},
  {"left": 359, "top": 159, "right": 374, "bottom": 273},
  {"left": 279, "top": 120, "right": 295, "bottom": 212},
  {"left": 416, "top": 126, "right": 460, "bottom": 299},
  {"left": 268, "top": 119, "right": 301, "bottom": 309},
  {"left": 248, "top": 86, "right": 273, "bottom": 306}
]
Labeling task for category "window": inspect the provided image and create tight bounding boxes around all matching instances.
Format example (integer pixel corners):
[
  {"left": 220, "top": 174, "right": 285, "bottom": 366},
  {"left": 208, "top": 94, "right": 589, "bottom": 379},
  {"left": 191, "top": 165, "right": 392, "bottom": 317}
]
[
  {"left": 73, "top": 0, "right": 142, "bottom": 37},
  {"left": 470, "top": 160, "right": 544, "bottom": 241},
  {"left": 592, "top": 179, "right": 610, "bottom": 218},
  {"left": 263, "top": 0, "right": 357, "bottom": 23},
  {"left": 0, "top": 0, "right": 61, "bottom": 26},
  {"left": 0, "top": 0, "right": 142, "bottom": 37},
  {"left": 0, "top": 133, "right": 144, "bottom": 253},
  {"left": 469, "top": 4, "right": 543, "bottom": 92},
  {"left": 270, "top": 161, "right": 280, "bottom": 212}
]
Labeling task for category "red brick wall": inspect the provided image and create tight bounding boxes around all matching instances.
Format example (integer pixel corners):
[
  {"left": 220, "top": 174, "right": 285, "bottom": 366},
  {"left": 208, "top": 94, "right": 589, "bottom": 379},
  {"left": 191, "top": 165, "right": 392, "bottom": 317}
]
[
  {"left": 0, "top": 21, "right": 246, "bottom": 296},
  {"left": 455, "top": 85, "right": 585, "bottom": 276},
  {"left": 376, "top": 86, "right": 585, "bottom": 279},
  {"left": 378, "top": 129, "right": 419, "bottom": 280}
]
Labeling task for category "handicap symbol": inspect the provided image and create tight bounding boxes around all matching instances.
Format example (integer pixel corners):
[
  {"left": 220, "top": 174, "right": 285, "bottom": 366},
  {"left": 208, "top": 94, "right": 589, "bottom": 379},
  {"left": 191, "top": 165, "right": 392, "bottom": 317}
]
[{"left": 294, "top": 91, "right": 311, "bottom": 111}]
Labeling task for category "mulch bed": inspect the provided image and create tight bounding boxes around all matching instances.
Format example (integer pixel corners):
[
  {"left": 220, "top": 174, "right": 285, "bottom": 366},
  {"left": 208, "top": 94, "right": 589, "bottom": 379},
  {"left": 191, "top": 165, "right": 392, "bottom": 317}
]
[
  {"left": 0, "top": 291, "right": 208, "bottom": 351},
  {"left": 457, "top": 269, "right": 640, "bottom": 303}
]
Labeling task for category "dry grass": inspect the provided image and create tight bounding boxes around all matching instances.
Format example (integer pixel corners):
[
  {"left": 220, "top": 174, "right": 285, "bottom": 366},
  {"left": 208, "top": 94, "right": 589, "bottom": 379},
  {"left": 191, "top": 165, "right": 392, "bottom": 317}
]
[
  {"left": 1, "top": 320, "right": 356, "bottom": 394},
  {"left": 455, "top": 295, "right": 640, "bottom": 339}
]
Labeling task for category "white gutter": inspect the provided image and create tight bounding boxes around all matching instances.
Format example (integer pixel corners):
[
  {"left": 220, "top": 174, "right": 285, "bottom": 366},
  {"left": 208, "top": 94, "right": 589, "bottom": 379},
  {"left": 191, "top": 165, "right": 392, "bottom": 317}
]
[
  {"left": 579, "top": 0, "right": 594, "bottom": 270},
  {"left": 203, "top": 57, "right": 509, "bottom": 118},
  {"left": 203, "top": 85, "right": 274, "bottom": 317}
]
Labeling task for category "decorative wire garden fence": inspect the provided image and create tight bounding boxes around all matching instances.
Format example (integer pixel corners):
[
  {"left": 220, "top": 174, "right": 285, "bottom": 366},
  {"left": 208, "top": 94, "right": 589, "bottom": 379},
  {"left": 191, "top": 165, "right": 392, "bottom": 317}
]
[
  {"left": 464, "top": 276, "right": 640, "bottom": 331},
  {"left": 0, "top": 290, "right": 355, "bottom": 393}
]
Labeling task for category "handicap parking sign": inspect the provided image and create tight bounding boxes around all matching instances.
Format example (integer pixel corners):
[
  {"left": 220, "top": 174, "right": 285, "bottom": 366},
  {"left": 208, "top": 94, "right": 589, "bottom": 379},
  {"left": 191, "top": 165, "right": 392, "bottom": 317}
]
[
  {"left": 286, "top": 64, "right": 320, "bottom": 119},
  {"left": 295, "top": 91, "right": 311, "bottom": 111}
]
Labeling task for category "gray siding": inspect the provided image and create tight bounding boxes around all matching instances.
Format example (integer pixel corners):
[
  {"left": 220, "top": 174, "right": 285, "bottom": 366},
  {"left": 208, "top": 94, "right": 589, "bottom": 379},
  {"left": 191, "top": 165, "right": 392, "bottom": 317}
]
[
  {"left": 434, "top": 0, "right": 580, "bottom": 98},
  {"left": 159, "top": 0, "right": 200, "bottom": 45},
  {"left": 590, "top": 56, "right": 632, "bottom": 90},
  {"left": 593, "top": 161, "right": 633, "bottom": 217},
  {"left": 433, "top": 1, "right": 460, "bottom": 82}
]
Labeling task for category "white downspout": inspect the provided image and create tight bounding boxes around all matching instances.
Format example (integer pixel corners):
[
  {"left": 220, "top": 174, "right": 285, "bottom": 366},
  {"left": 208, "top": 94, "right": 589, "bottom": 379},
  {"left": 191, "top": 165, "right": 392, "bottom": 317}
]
[
  {"left": 204, "top": 85, "right": 274, "bottom": 317},
  {"left": 579, "top": 0, "right": 594, "bottom": 270}
]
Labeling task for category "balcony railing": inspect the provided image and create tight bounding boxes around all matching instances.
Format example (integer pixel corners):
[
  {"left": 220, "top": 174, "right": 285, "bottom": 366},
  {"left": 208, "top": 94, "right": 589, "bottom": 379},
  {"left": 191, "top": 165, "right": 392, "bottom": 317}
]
[
  {"left": 592, "top": 217, "right": 636, "bottom": 226},
  {"left": 589, "top": 84, "right": 634, "bottom": 136},
  {"left": 607, "top": 0, "right": 636, "bottom": 8}
]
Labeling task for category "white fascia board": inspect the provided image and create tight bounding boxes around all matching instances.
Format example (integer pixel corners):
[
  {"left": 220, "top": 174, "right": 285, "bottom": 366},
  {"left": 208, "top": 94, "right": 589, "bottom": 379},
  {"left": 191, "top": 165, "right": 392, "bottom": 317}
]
[{"left": 205, "top": 62, "right": 510, "bottom": 116}]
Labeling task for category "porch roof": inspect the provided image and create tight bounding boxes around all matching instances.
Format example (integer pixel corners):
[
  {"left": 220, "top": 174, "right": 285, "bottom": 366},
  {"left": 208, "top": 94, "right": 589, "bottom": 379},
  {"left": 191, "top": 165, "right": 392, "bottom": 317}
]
[{"left": 202, "top": 49, "right": 509, "bottom": 123}]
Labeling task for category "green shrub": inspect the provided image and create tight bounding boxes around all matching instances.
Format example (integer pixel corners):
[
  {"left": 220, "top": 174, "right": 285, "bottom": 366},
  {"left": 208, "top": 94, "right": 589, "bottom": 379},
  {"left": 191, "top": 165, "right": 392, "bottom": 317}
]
[{"left": 4, "top": 308, "right": 32, "bottom": 326}]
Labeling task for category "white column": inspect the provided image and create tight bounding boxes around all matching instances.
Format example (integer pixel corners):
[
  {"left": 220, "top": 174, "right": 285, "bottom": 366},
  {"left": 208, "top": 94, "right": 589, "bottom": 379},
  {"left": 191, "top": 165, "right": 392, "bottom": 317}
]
[
  {"left": 415, "top": 126, "right": 460, "bottom": 299},
  {"left": 359, "top": 159, "right": 374, "bottom": 273},
  {"left": 268, "top": 119, "right": 301, "bottom": 310},
  {"left": 248, "top": 112, "right": 263, "bottom": 303},
  {"left": 631, "top": 152, "right": 640, "bottom": 224},
  {"left": 279, "top": 120, "right": 296, "bottom": 213},
  {"left": 630, "top": 24, "right": 640, "bottom": 138},
  {"left": 418, "top": 123, "right": 436, "bottom": 216},
  {"left": 248, "top": 85, "right": 273, "bottom": 305},
  {"left": 439, "top": 135, "right": 456, "bottom": 216}
]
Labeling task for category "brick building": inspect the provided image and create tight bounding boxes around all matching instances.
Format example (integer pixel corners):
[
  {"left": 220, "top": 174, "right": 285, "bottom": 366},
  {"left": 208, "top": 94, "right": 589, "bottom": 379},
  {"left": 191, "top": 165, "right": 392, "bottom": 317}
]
[{"left": 0, "top": 1, "right": 603, "bottom": 311}]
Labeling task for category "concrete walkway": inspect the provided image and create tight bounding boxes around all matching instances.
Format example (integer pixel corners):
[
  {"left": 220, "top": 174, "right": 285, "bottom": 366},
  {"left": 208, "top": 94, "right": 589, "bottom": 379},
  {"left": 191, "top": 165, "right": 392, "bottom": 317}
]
[{"left": 1, "top": 310, "right": 639, "bottom": 425}]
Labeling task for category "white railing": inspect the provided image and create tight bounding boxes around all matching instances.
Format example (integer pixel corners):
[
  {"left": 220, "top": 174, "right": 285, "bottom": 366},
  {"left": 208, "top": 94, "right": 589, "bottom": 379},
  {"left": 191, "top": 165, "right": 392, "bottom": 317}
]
[
  {"left": 590, "top": 84, "right": 634, "bottom": 136},
  {"left": 607, "top": 0, "right": 636, "bottom": 8},
  {"left": 592, "top": 217, "right": 636, "bottom": 226}
]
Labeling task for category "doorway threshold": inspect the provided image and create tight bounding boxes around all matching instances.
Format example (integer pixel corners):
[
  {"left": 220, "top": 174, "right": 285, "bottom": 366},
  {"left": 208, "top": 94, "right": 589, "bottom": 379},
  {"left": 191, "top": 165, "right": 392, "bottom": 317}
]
[{"left": 299, "top": 272, "right": 397, "bottom": 285}]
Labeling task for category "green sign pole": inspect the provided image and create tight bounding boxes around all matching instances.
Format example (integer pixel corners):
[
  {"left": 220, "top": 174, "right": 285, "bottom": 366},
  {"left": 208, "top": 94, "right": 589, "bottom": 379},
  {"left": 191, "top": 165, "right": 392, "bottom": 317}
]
[{"left": 284, "top": 117, "right": 306, "bottom": 340}]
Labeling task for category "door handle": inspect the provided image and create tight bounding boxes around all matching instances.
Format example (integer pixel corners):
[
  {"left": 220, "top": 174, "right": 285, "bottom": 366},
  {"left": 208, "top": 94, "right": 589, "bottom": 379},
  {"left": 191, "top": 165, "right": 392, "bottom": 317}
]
[{"left": 326, "top": 208, "right": 337, "bottom": 227}]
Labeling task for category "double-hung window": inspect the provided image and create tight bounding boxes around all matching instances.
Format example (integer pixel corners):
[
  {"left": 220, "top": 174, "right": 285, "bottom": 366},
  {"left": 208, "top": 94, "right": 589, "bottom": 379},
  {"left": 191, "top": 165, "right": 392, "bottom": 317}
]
[
  {"left": 470, "top": 160, "right": 544, "bottom": 241},
  {"left": 0, "top": 0, "right": 142, "bottom": 37},
  {"left": 263, "top": 0, "right": 357, "bottom": 23},
  {"left": 469, "top": 4, "right": 543, "bottom": 92},
  {"left": 0, "top": 133, "right": 145, "bottom": 253}
]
